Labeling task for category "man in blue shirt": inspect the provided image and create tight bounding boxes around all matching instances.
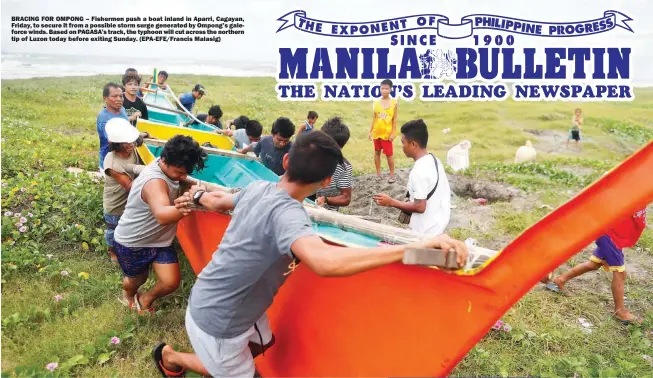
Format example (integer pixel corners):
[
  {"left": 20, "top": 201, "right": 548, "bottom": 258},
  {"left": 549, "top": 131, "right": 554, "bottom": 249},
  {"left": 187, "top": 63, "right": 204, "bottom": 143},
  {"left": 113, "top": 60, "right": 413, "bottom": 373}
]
[
  {"left": 178, "top": 84, "right": 205, "bottom": 113},
  {"left": 97, "top": 83, "right": 129, "bottom": 170}
]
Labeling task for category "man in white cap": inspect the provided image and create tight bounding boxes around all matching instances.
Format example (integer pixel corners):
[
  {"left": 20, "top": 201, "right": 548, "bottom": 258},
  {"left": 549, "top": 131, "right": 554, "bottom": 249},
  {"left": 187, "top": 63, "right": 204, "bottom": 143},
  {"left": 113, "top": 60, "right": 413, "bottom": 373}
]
[{"left": 103, "top": 118, "right": 147, "bottom": 265}]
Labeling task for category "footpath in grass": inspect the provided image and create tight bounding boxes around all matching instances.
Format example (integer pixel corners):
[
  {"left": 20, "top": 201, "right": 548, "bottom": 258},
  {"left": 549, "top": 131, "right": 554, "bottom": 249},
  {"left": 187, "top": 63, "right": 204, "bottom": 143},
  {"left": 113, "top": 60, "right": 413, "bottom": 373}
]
[{"left": 1, "top": 77, "right": 653, "bottom": 377}]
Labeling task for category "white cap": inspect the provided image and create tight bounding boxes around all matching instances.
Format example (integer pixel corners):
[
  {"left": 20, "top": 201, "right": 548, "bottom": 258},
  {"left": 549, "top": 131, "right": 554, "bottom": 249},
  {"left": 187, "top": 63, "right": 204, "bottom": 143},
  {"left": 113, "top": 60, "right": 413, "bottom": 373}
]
[{"left": 105, "top": 118, "right": 140, "bottom": 143}]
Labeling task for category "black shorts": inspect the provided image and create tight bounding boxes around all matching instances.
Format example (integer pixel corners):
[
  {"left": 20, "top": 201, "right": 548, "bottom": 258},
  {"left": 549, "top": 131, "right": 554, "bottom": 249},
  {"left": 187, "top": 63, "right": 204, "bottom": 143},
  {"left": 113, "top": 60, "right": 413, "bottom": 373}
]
[{"left": 570, "top": 130, "right": 580, "bottom": 141}]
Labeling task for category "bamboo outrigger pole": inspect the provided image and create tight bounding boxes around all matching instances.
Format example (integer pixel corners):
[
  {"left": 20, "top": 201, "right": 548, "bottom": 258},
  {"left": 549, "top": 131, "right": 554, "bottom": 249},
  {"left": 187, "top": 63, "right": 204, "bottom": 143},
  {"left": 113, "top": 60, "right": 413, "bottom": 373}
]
[
  {"left": 144, "top": 138, "right": 259, "bottom": 162},
  {"left": 181, "top": 176, "right": 498, "bottom": 270}
]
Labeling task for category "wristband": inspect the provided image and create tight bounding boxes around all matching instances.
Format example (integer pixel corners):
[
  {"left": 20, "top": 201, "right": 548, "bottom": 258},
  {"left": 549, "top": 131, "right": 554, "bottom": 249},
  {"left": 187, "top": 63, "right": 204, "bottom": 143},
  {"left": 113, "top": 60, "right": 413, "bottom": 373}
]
[{"left": 193, "top": 190, "right": 206, "bottom": 205}]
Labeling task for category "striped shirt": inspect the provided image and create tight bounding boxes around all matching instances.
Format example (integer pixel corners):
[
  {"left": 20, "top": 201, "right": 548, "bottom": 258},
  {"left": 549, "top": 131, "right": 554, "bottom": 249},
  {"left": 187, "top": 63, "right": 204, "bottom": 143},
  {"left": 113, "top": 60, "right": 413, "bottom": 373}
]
[{"left": 316, "top": 159, "right": 353, "bottom": 211}]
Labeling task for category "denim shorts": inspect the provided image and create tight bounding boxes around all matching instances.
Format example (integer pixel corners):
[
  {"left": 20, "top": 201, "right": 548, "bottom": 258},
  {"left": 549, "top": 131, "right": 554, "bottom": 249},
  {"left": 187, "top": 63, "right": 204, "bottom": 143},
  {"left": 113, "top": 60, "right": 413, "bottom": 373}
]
[
  {"left": 113, "top": 241, "right": 178, "bottom": 277},
  {"left": 104, "top": 214, "right": 121, "bottom": 248}
]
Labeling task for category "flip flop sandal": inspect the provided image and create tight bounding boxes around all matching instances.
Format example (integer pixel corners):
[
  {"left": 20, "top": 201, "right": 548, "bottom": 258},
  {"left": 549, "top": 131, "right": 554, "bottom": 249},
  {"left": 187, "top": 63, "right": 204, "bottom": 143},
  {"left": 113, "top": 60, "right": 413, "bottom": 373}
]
[
  {"left": 545, "top": 282, "right": 564, "bottom": 293},
  {"left": 612, "top": 315, "right": 642, "bottom": 327},
  {"left": 117, "top": 295, "right": 134, "bottom": 308},
  {"left": 134, "top": 293, "right": 155, "bottom": 315},
  {"left": 388, "top": 178, "right": 396, "bottom": 184},
  {"left": 152, "top": 342, "right": 185, "bottom": 377}
]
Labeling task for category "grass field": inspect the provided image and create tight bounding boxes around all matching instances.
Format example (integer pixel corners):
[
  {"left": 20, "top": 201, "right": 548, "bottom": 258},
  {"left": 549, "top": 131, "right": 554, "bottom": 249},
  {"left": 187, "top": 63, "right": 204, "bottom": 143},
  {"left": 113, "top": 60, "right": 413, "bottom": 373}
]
[{"left": 2, "top": 75, "right": 653, "bottom": 377}]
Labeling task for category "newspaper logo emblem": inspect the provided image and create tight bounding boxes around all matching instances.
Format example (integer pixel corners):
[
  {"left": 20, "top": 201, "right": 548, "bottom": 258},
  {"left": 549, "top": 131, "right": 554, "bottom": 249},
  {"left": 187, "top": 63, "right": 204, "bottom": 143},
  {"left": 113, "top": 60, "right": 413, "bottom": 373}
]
[{"left": 419, "top": 49, "right": 457, "bottom": 79}]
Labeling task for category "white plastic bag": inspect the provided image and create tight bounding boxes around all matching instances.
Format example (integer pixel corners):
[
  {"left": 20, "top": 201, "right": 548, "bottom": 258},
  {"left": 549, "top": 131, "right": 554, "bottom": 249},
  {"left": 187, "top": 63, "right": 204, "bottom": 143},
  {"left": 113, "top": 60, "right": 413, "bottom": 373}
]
[
  {"left": 514, "top": 140, "right": 536, "bottom": 163},
  {"left": 447, "top": 140, "right": 471, "bottom": 171}
]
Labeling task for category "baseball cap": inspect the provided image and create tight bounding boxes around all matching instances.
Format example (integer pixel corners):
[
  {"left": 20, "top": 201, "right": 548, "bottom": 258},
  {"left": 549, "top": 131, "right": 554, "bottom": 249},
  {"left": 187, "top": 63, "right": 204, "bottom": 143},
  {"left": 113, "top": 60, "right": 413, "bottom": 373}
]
[
  {"left": 194, "top": 84, "right": 206, "bottom": 94},
  {"left": 105, "top": 118, "right": 140, "bottom": 143}
]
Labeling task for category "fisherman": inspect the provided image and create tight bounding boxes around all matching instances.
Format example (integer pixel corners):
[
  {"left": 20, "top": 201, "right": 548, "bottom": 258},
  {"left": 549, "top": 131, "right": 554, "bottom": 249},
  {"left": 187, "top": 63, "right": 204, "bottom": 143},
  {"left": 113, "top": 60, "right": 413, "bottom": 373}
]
[
  {"left": 225, "top": 115, "right": 250, "bottom": 130},
  {"left": 151, "top": 131, "right": 469, "bottom": 377},
  {"left": 97, "top": 83, "right": 129, "bottom": 170},
  {"left": 312, "top": 117, "right": 353, "bottom": 211},
  {"left": 113, "top": 135, "right": 206, "bottom": 314},
  {"left": 148, "top": 70, "right": 169, "bottom": 90},
  {"left": 239, "top": 117, "right": 295, "bottom": 176},
  {"left": 373, "top": 119, "right": 452, "bottom": 236},
  {"left": 296, "top": 110, "right": 319, "bottom": 135},
  {"left": 185, "top": 105, "right": 224, "bottom": 129},
  {"left": 122, "top": 71, "right": 149, "bottom": 126},
  {"left": 123, "top": 68, "right": 144, "bottom": 97},
  {"left": 178, "top": 84, "right": 205, "bottom": 113},
  {"left": 102, "top": 118, "right": 147, "bottom": 265},
  {"left": 223, "top": 119, "right": 263, "bottom": 150}
]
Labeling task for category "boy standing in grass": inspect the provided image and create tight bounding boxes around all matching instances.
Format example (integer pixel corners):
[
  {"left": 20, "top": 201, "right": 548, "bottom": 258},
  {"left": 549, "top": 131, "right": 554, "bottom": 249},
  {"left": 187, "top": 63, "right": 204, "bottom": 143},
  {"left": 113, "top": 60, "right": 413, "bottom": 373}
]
[
  {"left": 567, "top": 108, "right": 583, "bottom": 149},
  {"left": 369, "top": 79, "right": 398, "bottom": 183},
  {"left": 545, "top": 208, "right": 647, "bottom": 325},
  {"left": 297, "top": 111, "right": 318, "bottom": 135},
  {"left": 151, "top": 131, "right": 468, "bottom": 377}
]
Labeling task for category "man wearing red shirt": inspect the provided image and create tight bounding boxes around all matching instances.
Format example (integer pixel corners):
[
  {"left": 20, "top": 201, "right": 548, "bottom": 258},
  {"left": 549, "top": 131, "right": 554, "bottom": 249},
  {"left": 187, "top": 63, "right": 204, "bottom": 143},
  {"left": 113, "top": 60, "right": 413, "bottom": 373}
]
[{"left": 545, "top": 209, "right": 647, "bottom": 325}]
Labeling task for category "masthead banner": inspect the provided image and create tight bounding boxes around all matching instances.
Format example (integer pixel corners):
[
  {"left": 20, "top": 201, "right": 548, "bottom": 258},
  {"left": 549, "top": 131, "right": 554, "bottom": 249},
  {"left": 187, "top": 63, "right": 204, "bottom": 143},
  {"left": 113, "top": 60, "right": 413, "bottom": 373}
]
[{"left": 276, "top": 10, "right": 633, "bottom": 39}]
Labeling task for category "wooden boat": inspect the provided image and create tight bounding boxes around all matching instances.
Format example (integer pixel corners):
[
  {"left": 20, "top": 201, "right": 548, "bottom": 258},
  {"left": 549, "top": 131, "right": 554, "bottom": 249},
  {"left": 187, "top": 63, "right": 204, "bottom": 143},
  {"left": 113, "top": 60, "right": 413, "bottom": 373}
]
[
  {"left": 136, "top": 132, "right": 653, "bottom": 376},
  {"left": 140, "top": 74, "right": 222, "bottom": 134},
  {"left": 137, "top": 71, "right": 236, "bottom": 152},
  {"left": 136, "top": 119, "right": 234, "bottom": 151}
]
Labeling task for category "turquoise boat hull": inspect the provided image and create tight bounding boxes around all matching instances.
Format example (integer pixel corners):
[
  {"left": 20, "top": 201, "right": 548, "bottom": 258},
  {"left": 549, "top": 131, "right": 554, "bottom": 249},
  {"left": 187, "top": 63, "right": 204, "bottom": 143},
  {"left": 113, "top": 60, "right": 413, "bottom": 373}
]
[
  {"left": 145, "top": 144, "right": 382, "bottom": 248},
  {"left": 143, "top": 89, "right": 217, "bottom": 133}
]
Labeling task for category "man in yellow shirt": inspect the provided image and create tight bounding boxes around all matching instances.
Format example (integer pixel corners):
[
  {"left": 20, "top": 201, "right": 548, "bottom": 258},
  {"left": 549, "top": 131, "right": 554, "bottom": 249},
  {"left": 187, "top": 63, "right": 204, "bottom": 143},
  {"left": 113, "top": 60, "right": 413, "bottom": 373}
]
[{"left": 368, "top": 79, "right": 398, "bottom": 183}]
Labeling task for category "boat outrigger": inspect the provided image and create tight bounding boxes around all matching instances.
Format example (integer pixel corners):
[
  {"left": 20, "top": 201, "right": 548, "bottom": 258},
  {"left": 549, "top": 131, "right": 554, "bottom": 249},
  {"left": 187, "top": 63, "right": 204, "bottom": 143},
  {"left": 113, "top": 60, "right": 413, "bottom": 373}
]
[{"left": 137, "top": 72, "right": 653, "bottom": 376}]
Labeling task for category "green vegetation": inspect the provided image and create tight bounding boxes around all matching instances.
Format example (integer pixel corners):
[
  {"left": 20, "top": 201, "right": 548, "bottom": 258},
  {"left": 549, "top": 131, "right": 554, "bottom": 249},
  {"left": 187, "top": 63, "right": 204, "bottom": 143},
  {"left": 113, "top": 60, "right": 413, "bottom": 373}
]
[{"left": 2, "top": 76, "right": 652, "bottom": 377}]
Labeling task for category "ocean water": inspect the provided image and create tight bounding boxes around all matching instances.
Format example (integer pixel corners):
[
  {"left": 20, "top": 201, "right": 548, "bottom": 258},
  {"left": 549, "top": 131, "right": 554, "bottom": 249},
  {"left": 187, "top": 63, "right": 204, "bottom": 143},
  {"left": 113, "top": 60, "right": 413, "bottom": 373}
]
[{"left": 1, "top": 53, "right": 276, "bottom": 80}]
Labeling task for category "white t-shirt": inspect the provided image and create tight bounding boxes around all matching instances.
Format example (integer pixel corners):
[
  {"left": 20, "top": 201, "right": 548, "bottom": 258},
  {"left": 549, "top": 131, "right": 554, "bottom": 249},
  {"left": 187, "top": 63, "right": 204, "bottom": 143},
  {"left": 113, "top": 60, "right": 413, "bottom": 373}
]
[
  {"left": 233, "top": 128, "right": 257, "bottom": 149},
  {"left": 407, "top": 154, "right": 451, "bottom": 235}
]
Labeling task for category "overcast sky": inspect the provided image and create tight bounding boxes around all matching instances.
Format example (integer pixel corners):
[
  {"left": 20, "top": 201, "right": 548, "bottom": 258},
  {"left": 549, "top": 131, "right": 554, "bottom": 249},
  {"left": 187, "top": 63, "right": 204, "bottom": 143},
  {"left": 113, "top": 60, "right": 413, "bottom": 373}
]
[{"left": 2, "top": 0, "right": 652, "bottom": 82}]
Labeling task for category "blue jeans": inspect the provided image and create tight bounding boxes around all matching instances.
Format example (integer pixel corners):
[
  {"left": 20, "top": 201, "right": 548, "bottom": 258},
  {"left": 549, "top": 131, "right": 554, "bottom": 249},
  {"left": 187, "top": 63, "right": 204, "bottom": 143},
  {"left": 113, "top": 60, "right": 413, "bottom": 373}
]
[{"left": 104, "top": 214, "right": 121, "bottom": 248}]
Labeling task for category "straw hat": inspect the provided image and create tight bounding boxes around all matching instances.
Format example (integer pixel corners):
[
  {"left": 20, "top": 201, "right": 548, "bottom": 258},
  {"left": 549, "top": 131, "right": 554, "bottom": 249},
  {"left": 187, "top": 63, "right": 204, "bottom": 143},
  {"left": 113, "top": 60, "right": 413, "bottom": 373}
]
[{"left": 106, "top": 118, "right": 140, "bottom": 143}]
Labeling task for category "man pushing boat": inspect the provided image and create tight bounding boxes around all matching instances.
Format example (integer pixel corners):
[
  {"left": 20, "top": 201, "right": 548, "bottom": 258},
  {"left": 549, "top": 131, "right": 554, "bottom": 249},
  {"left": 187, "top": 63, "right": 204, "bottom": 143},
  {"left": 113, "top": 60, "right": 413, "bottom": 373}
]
[
  {"left": 113, "top": 135, "right": 206, "bottom": 314},
  {"left": 152, "top": 131, "right": 469, "bottom": 377}
]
